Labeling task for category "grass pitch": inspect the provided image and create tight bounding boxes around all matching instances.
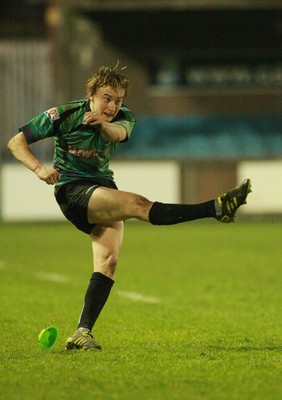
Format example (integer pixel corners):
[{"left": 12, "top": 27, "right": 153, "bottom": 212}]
[{"left": 0, "top": 220, "right": 281, "bottom": 400}]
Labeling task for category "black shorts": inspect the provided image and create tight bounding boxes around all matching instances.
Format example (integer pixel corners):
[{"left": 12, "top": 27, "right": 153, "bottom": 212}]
[{"left": 54, "top": 178, "right": 118, "bottom": 234}]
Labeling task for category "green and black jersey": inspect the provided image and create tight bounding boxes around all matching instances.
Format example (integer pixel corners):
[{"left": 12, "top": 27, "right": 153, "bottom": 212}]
[{"left": 20, "top": 99, "right": 136, "bottom": 185}]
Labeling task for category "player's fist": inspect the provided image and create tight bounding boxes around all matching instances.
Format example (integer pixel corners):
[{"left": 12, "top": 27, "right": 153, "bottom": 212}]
[
  {"left": 34, "top": 165, "right": 60, "bottom": 185},
  {"left": 82, "top": 112, "right": 103, "bottom": 126}
]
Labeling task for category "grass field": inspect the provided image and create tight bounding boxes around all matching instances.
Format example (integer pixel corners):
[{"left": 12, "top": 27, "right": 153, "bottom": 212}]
[{"left": 0, "top": 220, "right": 281, "bottom": 400}]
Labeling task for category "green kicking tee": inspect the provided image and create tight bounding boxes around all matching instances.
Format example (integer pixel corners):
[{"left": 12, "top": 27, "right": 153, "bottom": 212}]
[{"left": 20, "top": 99, "right": 136, "bottom": 185}]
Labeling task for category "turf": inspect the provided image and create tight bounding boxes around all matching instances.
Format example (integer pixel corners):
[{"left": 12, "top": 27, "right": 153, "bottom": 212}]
[{"left": 0, "top": 220, "right": 281, "bottom": 400}]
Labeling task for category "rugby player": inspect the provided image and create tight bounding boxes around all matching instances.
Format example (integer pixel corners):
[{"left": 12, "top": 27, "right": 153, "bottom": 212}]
[{"left": 7, "top": 63, "right": 251, "bottom": 350}]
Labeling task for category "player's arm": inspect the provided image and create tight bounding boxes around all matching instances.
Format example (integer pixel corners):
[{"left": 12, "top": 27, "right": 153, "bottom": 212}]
[
  {"left": 99, "top": 121, "right": 127, "bottom": 142},
  {"left": 7, "top": 132, "right": 60, "bottom": 185},
  {"left": 82, "top": 112, "right": 127, "bottom": 142}
]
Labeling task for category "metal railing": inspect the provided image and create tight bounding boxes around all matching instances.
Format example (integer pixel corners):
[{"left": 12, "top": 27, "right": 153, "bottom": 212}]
[{"left": 0, "top": 40, "right": 54, "bottom": 162}]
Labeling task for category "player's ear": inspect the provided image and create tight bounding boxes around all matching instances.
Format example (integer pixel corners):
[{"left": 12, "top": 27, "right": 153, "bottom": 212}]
[{"left": 88, "top": 88, "right": 98, "bottom": 100}]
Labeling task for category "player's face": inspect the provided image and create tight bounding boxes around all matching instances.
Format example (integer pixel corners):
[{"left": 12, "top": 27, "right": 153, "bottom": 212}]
[{"left": 89, "top": 86, "right": 125, "bottom": 122}]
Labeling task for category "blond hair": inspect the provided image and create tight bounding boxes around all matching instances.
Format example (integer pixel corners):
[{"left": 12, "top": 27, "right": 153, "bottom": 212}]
[{"left": 86, "top": 62, "right": 130, "bottom": 97}]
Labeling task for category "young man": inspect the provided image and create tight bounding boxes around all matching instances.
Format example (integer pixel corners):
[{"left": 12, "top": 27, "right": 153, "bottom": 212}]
[{"left": 7, "top": 63, "right": 251, "bottom": 351}]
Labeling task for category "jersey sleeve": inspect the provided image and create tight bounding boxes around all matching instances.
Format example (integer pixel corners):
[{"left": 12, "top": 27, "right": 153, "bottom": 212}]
[
  {"left": 112, "top": 106, "right": 136, "bottom": 141},
  {"left": 19, "top": 107, "right": 60, "bottom": 144}
]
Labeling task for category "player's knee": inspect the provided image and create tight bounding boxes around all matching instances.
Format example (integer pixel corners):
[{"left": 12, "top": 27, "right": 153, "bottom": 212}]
[
  {"left": 132, "top": 194, "right": 152, "bottom": 215},
  {"left": 95, "top": 253, "right": 118, "bottom": 278},
  {"left": 107, "top": 253, "right": 118, "bottom": 271}
]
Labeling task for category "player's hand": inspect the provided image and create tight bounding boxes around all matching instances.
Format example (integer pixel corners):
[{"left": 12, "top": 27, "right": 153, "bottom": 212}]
[
  {"left": 34, "top": 165, "right": 60, "bottom": 185},
  {"left": 82, "top": 112, "right": 104, "bottom": 127}
]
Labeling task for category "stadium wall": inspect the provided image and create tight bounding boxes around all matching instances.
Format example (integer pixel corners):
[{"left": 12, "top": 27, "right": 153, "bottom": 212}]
[
  {"left": 1, "top": 160, "right": 282, "bottom": 222},
  {"left": 0, "top": 161, "right": 180, "bottom": 222}
]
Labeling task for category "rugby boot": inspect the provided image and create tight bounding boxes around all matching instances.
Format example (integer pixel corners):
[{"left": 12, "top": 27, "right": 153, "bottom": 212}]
[
  {"left": 215, "top": 178, "right": 252, "bottom": 223},
  {"left": 65, "top": 328, "right": 102, "bottom": 351}
]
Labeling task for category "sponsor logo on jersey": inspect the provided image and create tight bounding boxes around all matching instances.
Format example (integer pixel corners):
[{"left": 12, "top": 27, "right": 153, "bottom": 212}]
[
  {"left": 68, "top": 145, "right": 97, "bottom": 159},
  {"left": 68, "top": 145, "right": 110, "bottom": 159},
  {"left": 44, "top": 107, "right": 60, "bottom": 122}
]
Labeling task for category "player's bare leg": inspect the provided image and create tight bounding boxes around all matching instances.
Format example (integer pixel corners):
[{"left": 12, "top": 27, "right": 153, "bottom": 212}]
[
  {"left": 87, "top": 179, "right": 251, "bottom": 226},
  {"left": 87, "top": 186, "right": 216, "bottom": 225},
  {"left": 90, "top": 221, "right": 124, "bottom": 278},
  {"left": 65, "top": 221, "right": 124, "bottom": 351},
  {"left": 87, "top": 187, "right": 152, "bottom": 224}
]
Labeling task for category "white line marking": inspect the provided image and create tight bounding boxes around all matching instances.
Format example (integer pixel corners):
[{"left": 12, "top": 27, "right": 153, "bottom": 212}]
[
  {"left": 116, "top": 290, "right": 163, "bottom": 304},
  {"left": 36, "top": 272, "right": 70, "bottom": 283}
]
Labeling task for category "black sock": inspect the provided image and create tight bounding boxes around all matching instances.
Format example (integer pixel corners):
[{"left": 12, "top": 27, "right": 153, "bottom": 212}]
[
  {"left": 149, "top": 201, "right": 216, "bottom": 225},
  {"left": 78, "top": 272, "right": 114, "bottom": 331}
]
